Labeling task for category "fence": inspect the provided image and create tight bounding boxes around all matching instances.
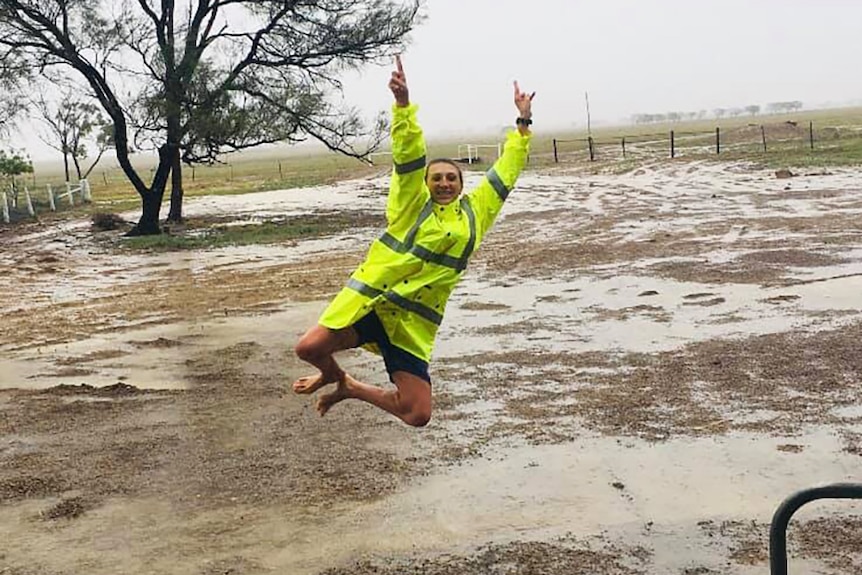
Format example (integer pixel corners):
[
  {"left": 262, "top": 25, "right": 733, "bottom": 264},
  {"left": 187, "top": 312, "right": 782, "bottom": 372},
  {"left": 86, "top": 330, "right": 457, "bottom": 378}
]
[
  {"left": 456, "top": 143, "right": 502, "bottom": 164},
  {"left": 1, "top": 179, "right": 91, "bottom": 224},
  {"left": 551, "top": 120, "right": 860, "bottom": 163}
]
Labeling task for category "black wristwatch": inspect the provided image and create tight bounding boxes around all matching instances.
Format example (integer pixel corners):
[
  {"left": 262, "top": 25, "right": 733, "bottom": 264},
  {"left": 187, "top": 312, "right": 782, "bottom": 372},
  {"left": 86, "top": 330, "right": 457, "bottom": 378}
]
[{"left": 516, "top": 117, "right": 533, "bottom": 127}]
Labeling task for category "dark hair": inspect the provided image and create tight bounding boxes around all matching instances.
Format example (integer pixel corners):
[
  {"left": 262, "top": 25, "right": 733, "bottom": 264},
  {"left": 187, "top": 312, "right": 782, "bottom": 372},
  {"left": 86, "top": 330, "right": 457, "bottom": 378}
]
[{"left": 426, "top": 158, "right": 463, "bottom": 185}]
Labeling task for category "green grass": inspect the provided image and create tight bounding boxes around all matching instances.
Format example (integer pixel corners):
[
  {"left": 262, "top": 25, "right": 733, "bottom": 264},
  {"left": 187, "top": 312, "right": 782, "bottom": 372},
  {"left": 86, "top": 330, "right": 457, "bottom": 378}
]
[{"left": 534, "top": 106, "right": 862, "bottom": 169}]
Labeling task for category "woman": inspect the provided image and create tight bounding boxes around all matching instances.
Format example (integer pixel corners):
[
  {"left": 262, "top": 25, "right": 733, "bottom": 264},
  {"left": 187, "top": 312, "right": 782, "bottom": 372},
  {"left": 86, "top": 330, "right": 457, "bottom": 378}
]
[{"left": 293, "top": 55, "right": 535, "bottom": 426}]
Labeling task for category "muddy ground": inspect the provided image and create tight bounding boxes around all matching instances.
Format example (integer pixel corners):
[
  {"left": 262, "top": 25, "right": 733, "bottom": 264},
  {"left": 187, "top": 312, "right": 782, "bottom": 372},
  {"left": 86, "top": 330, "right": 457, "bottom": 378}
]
[{"left": 1, "top": 160, "right": 862, "bottom": 574}]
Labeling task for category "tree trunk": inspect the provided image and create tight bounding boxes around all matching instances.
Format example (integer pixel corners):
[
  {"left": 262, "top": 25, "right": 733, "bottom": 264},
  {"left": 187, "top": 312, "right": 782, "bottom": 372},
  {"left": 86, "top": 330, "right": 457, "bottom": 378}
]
[
  {"left": 72, "top": 154, "right": 83, "bottom": 181},
  {"left": 125, "top": 144, "right": 173, "bottom": 236},
  {"left": 127, "top": 190, "right": 165, "bottom": 236},
  {"left": 167, "top": 147, "right": 183, "bottom": 222},
  {"left": 62, "top": 152, "right": 70, "bottom": 183}
]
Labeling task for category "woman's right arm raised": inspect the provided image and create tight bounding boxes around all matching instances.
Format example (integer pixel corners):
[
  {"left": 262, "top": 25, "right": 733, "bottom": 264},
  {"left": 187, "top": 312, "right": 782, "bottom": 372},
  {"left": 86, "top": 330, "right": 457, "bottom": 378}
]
[{"left": 387, "top": 55, "right": 428, "bottom": 225}]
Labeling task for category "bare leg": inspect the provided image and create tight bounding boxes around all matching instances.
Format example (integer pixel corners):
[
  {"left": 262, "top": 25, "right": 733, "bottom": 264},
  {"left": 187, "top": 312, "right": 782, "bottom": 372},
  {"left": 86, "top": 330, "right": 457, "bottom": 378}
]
[
  {"left": 292, "top": 324, "right": 359, "bottom": 394},
  {"left": 317, "top": 370, "right": 432, "bottom": 427}
]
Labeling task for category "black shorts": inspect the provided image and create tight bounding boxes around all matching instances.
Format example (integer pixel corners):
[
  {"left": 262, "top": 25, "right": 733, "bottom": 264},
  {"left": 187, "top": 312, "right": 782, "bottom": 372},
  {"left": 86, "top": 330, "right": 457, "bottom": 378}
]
[{"left": 352, "top": 311, "right": 431, "bottom": 384}]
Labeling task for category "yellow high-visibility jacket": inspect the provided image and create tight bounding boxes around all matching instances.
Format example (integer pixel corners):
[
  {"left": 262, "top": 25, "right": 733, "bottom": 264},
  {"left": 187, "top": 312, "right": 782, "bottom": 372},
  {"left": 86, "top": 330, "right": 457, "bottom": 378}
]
[{"left": 319, "top": 103, "right": 532, "bottom": 362}]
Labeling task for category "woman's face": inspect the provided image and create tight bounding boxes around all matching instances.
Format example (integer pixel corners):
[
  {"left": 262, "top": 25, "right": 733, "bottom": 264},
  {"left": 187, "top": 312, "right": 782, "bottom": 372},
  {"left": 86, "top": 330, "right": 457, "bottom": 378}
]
[{"left": 426, "top": 162, "right": 463, "bottom": 205}]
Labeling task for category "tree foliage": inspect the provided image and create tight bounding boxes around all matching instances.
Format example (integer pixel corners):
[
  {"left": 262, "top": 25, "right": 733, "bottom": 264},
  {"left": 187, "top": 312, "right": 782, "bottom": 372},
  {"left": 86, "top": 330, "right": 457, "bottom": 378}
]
[
  {"left": 34, "top": 90, "right": 113, "bottom": 182},
  {"left": 0, "top": 148, "right": 32, "bottom": 178},
  {"left": 0, "top": 0, "right": 421, "bottom": 234}
]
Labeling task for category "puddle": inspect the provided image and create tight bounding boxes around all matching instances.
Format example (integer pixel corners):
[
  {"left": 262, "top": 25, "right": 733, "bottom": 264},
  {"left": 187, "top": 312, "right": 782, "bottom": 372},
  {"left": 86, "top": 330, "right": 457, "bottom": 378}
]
[
  {"left": 252, "top": 427, "right": 861, "bottom": 574},
  {"left": 438, "top": 272, "right": 862, "bottom": 356},
  {"left": 1, "top": 303, "right": 324, "bottom": 390}
]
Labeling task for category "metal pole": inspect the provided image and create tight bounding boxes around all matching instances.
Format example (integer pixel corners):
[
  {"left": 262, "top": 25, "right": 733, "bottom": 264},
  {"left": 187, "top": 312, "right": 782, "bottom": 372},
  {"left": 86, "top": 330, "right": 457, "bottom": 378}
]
[
  {"left": 553, "top": 139, "right": 558, "bottom": 163},
  {"left": 670, "top": 130, "right": 675, "bottom": 158},
  {"left": 770, "top": 483, "right": 862, "bottom": 575},
  {"left": 716, "top": 127, "right": 720, "bottom": 154}
]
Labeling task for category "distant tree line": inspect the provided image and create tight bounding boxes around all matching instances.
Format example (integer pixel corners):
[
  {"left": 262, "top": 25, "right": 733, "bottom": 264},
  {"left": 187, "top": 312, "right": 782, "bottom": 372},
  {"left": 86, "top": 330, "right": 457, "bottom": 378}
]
[{"left": 632, "top": 100, "right": 804, "bottom": 124}]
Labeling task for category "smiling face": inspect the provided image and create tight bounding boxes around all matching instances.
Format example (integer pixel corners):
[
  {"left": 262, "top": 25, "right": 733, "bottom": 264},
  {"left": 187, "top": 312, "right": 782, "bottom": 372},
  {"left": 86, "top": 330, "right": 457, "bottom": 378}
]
[{"left": 426, "top": 160, "right": 463, "bottom": 205}]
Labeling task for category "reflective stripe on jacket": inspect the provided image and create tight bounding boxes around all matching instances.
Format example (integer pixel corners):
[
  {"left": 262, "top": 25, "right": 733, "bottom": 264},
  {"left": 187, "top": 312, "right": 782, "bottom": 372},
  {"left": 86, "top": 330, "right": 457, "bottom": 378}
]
[{"left": 319, "top": 103, "right": 531, "bottom": 362}]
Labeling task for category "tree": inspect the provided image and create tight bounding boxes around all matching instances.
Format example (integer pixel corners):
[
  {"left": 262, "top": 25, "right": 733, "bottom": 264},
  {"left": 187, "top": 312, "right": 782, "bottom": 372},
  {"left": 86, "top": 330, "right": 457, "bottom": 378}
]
[
  {"left": 0, "top": 149, "right": 31, "bottom": 178},
  {"left": 0, "top": 148, "right": 34, "bottom": 210},
  {"left": 766, "top": 101, "right": 804, "bottom": 114},
  {"left": 0, "top": 0, "right": 421, "bottom": 235},
  {"left": 745, "top": 104, "right": 760, "bottom": 116},
  {"left": 34, "top": 90, "right": 112, "bottom": 182}
]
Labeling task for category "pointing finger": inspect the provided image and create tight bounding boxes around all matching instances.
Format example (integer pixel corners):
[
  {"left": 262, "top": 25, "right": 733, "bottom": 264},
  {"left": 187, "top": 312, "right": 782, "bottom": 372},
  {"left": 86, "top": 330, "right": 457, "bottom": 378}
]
[{"left": 395, "top": 54, "right": 404, "bottom": 75}]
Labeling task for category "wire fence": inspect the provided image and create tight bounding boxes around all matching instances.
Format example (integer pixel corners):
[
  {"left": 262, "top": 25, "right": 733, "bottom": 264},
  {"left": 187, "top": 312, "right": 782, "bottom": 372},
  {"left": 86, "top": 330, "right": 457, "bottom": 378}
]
[{"left": 550, "top": 120, "right": 862, "bottom": 163}]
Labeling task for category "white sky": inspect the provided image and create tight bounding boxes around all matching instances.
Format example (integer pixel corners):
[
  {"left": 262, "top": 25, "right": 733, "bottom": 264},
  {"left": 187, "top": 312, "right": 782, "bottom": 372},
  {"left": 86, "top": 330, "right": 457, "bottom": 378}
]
[
  {"left": 342, "top": 0, "right": 862, "bottom": 136},
  {"left": 9, "top": 0, "right": 862, "bottom": 160}
]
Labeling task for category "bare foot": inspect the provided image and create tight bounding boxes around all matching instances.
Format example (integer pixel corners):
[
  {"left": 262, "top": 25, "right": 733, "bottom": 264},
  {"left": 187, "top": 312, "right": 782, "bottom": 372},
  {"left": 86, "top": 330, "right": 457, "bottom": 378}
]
[
  {"left": 292, "top": 373, "right": 338, "bottom": 394},
  {"left": 316, "top": 375, "right": 358, "bottom": 417}
]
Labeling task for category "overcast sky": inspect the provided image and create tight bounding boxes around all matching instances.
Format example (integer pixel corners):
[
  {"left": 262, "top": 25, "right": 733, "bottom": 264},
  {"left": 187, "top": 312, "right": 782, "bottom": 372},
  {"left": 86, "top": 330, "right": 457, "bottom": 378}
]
[
  {"left": 342, "top": 0, "right": 862, "bottom": 137},
  {"left": 11, "top": 0, "right": 862, "bottom": 160}
]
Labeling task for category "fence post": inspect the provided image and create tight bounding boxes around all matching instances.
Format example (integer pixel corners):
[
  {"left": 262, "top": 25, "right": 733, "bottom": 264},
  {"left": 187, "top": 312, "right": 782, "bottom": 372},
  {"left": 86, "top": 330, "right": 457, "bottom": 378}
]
[
  {"left": 1, "top": 190, "right": 9, "bottom": 224},
  {"left": 716, "top": 127, "right": 720, "bottom": 154},
  {"left": 66, "top": 181, "right": 74, "bottom": 206},
  {"left": 809, "top": 121, "right": 814, "bottom": 150},
  {"left": 278, "top": 161, "right": 283, "bottom": 179},
  {"left": 621, "top": 137, "right": 626, "bottom": 159},
  {"left": 761, "top": 126, "right": 767, "bottom": 152},
  {"left": 552, "top": 139, "right": 558, "bottom": 163},
  {"left": 24, "top": 185, "right": 34, "bottom": 217},
  {"left": 670, "top": 130, "right": 675, "bottom": 158},
  {"left": 588, "top": 136, "right": 595, "bottom": 161},
  {"left": 81, "top": 179, "right": 91, "bottom": 202},
  {"left": 47, "top": 184, "right": 56, "bottom": 211}
]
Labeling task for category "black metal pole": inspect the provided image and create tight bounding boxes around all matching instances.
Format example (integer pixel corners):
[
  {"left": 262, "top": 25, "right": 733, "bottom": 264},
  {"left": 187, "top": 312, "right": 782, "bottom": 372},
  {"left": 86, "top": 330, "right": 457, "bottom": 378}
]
[
  {"left": 670, "top": 130, "right": 675, "bottom": 158},
  {"left": 716, "top": 127, "right": 720, "bottom": 154},
  {"left": 809, "top": 121, "right": 814, "bottom": 150},
  {"left": 770, "top": 483, "right": 862, "bottom": 575},
  {"left": 761, "top": 125, "right": 767, "bottom": 152},
  {"left": 553, "top": 138, "right": 558, "bottom": 163}
]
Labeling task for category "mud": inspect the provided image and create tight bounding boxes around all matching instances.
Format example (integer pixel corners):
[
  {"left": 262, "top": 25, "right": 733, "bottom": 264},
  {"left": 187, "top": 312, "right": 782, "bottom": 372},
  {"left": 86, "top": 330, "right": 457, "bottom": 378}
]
[{"left": 2, "top": 161, "right": 862, "bottom": 574}]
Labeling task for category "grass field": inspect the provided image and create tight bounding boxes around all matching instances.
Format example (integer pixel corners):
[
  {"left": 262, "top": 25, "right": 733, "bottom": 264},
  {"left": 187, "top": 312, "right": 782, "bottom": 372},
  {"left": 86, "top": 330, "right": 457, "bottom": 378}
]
[{"left": 6, "top": 105, "right": 862, "bottom": 228}]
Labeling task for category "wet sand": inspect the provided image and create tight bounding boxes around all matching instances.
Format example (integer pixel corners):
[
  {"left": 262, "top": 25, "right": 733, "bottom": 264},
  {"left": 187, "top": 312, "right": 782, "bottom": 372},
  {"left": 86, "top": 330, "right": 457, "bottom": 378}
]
[{"left": 1, "top": 160, "right": 862, "bottom": 574}]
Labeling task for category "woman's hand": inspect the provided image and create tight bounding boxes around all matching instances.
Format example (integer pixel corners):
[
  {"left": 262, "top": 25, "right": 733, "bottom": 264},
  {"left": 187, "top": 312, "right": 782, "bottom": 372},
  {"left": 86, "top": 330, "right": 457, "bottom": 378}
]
[
  {"left": 389, "top": 55, "right": 410, "bottom": 107},
  {"left": 514, "top": 81, "right": 535, "bottom": 119}
]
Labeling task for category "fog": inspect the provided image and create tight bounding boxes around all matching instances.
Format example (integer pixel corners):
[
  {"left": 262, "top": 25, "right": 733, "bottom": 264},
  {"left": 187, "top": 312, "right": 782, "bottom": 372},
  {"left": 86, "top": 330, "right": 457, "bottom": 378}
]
[{"left": 9, "top": 0, "right": 862, "bottom": 161}]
